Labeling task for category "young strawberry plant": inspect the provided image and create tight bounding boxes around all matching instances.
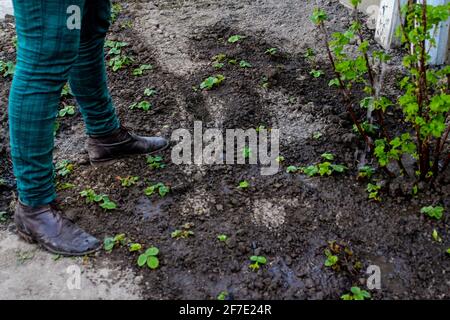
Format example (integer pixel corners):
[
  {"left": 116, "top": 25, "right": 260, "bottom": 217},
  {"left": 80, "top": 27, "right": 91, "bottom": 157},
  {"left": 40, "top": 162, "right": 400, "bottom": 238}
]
[
  {"left": 238, "top": 180, "right": 250, "bottom": 189},
  {"left": 129, "top": 100, "right": 152, "bottom": 111},
  {"left": 144, "top": 88, "right": 157, "bottom": 97},
  {"left": 146, "top": 155, "right": 166, "bottom": 170},
  {"left": 227, "top": 35, "right": 245, "bottom": 44},
  {"left": 217, "top": 234, "right": 228, "bottom": 242},
  {"left": 116, "top": 176, "right": 139, "bottom": 187},
  {"left": 145, "top": 182, "right": 170, "bottom": 197},
  {"left": 171, "top": 223, "right": 195, "bottom": 239},
  {"left": 312, "top": 1, "right": 450, "bottom": 182},
  {"left": 0, "top": 60, "right": 15, "bottom": 78},
  {"left": 132, "top": 64, "right": 153, "bottom": 76},
  {"left": 249, "top": 256, "right": 267, "bottom": 271},
  {"left": 421, "top": 205, "right": 444, "bottom": 220},
  {"left": 137, "top": 247, "right": 160, "bottom": 270},
  {"left": 200, "top": 75, "right": 225, "bottom": 90},
  {"left": 265, "top": 48, "right": 278, "bottom": 56},
  {"left": 58, "top": 105, "right": 75, "bottom": 117},
  {"left": 104, "top": 233, "right": 126, "bottom": 252},
  {"left": 55, "top": 160, "right": 74, "bottom": 177},
  {"left": 80, "top": 188, "right": 117, "bottom": 210},
  {"left": 0, "top": 211, "right": 8, "bottom": 223},
  {"left": 341, "top": 286, "right": 371, "bottom": 300}
]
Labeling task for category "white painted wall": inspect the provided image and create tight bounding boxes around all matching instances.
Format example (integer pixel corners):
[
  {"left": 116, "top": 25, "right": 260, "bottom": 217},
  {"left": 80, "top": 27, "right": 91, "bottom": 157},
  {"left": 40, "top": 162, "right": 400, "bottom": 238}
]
[{"left": 0, "top": 0, "right": 13, "bottom": 19}]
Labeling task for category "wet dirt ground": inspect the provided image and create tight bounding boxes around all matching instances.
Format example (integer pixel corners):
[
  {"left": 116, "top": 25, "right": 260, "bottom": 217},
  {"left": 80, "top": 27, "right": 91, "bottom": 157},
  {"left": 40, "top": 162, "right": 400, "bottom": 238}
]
[{"left": 0, "top": 0, "right": 449, "bottom": 300}]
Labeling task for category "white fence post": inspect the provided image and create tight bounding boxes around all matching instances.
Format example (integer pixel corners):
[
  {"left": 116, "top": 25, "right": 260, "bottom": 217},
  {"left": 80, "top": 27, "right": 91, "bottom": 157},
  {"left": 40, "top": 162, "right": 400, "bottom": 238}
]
[{"left": 374, "top": 0, "right": 407, "bottom": 50}]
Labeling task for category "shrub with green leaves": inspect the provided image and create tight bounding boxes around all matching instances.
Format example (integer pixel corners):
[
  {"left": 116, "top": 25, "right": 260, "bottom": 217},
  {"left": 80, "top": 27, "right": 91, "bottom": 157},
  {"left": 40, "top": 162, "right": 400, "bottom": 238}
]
[
  {"left": 311, "top": 2, "right": 450, "bottom": 181},
  {"left": 341, "top": 286, "right": 371, "bottom": 300},
  {"left": 421, "top": 205, "right": 444, "bottom": 220},
  {"left": 137, "top": 247, "right": 160, "bottom": 270}
]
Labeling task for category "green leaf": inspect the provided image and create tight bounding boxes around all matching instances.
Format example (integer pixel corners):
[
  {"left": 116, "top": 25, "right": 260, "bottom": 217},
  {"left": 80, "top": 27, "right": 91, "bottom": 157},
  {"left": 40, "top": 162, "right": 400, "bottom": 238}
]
[
  {"left": 137, "top": 254, "right": 147, "bottom": 267},
  {"left": 321, "top": 153, "right": 334, "bottom": 161},
  {"left": 129, "top": 243, "right": 142, "bottom": 252},
  {"left": 147, "top": 256, "right": 159, "bottom": 269},
  {"left": 228, "top": 35, "right": 245, "bottom": 43},
  {"left": 145, "top": 247, "right": 159, "bottom": 256}
]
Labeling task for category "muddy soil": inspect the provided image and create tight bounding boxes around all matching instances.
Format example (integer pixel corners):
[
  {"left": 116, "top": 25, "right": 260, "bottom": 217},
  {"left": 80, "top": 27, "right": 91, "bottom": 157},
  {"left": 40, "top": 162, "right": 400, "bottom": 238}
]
[{"left": 0, "top": 0, "right": 449, "bottom": 300}]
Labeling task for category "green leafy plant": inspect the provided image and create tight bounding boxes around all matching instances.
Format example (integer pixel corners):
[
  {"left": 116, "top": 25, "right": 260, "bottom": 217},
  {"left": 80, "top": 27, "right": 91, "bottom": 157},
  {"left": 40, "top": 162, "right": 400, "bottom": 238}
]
[
  {"left": 200, "top": 74, "right": 225, "bottom": 90},
  {"left": 129, "top": 100, "right": 152, "bottom": 111},
  {"left": 55, "top": 160, "right": 74, "bottom": 177},
  {"left": 421, "top": 205, "right": 444, "bottom": 220},
  {"left": 249, "top": 256, "right": 267, "bottom": 271},
  {"left": 312, "top": 2, "right": 450, "bottom": 181},
  {"left": 171, "top": 223, "right": 195, "bottom": 239},
  {"left": 341, "top": 286, "right": 371, "bottom": 300},
  {"left": 310, "top": 69, "right": 324, "bottom": 78},
  {"left": 105, "top": 40, "right": 128, "bottom": 55},
  {"left": 132, "top": 64, "right": 153, "bottom": 76},
  {"left": 0, "top": 211, "right": 8, "bottom": 223},
  {"left": 217, "top": 291, "right": 229, "bottom": 300},
  {"left": 146, "top": 155, "right": 166, "bottom": 169},
  {"left": 303, "top": 48, "right": 316, "bottom": 60},
  {"left": 61, "top": 83, "right": 72, "bottom": 97},
  {"left": 0, "top": 60, "right": 15, "bottom": 77},
  {"left": 367, "top": 183, "right": 382, "bottom": 202},
  {"left": 129, "top": 243, "right": 142, "bottom": 252},
  {"left": 217, "top": 234, "right": 228, "bottom": 242},
  {"left": 265, "top": 48, "right": 278, "bottom": 56},
  {"left": 286, "top": 165, "right": 299, "bottom": 173},
  {"left": 324, "top": 249, "right": 339, "bottom": 268},
  {"left": 145, "top": 182, "right": 170, "bottom": 197},
  {"left": 238, "top": 180, "right": 250, "bottom": 189},
  {"left": 58, "top": 105, "right": 75, "bottom": 117},
  {"left": 239, "top": 60, "right": 252, "bottom": 68},
  {"left": 116, "top": 176, "right": 139, "bottom": 187},
  {"left": 144, "top": 88, "right": 157, "bottom": 97},
  {"left": 357, "top": 165, "right": 376, "bottom": 180},
  {"left": 80, "top": 188, "right": 117, "bottom": 210},
  {"left": 104, "top": 233, "right": 126, "bottom": 252},
  {"left": 227, "top": 35, "right": 245, "bottom": 43},
  {"left": 137, "top": 247, "right": 160, "bottom": 270}
]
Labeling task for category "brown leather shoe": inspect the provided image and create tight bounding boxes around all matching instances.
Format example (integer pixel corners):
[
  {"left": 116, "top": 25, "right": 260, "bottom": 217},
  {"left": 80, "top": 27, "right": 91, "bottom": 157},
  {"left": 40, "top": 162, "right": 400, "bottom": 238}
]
[
  {"left": 14, "top": 202, "right": 101, "bottom": 256},
  {"left": 87, "top": 126, "right": 169, "bottom": 165}
]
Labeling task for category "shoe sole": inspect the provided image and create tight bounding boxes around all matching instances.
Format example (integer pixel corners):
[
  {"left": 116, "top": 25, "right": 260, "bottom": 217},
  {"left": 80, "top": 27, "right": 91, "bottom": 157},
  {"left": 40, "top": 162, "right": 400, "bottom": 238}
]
[
  {"left": 16, "top": 229, "right": 102, "bottom": 257},
  {"left": 90, "top": 141, "right": 170, "bottom": 167}
]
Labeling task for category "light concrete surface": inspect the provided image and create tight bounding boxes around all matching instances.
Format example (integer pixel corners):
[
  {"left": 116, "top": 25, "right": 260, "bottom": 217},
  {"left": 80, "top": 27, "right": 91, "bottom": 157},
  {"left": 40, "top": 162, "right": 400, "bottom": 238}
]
[
  {"left": 0, "top": 0, "right": 13, "bottom": 19},
  {"left": 0, "top": 229, "right": 142, "bottom": 300}
]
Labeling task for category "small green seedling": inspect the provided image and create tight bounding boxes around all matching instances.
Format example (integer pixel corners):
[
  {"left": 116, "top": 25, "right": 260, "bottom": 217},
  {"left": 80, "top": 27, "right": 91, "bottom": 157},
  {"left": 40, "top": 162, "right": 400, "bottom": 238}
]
[
  {"left": 421, "top": 206, "right": 444, "bottom": 220},
  {"left": 276, "top": 156, "right": 285, "bottom": 163},
  {"left": 56, "top": 182, "right": 75, "bottom": 191},
  {"left": 213, "top": 62, "right": 225, "bottom": 69},
  {"left": 321, "top": 153, "right": 334, "bottom": 161},
  {"left": 80, "top": 188, "right": 117, "bottom": 210},
  {"left": 61, "top": 83, "right": 72, "bottom": 97},
  {"left": 200, "top": 74, "right": 225, "bottom": 90},
  {"left": 228, "top": 59, "right": 238, "bottom": 65},
  {"left": 58, "top": 105, "right": 75, "bottom": 117},
  {"left": 55, "top": 160, "right": 74, "bottom": 177},
  {"left": 446, "top": 248, "right": 450, "bottom": 256},
  {"left": 367, "top": 183, "right": 382, "bottom": 202},
  {"left": 357, "top": 165, "right": 375, "bottom": 180},
  {"left": 238, "top": 180, "right": 250, "bottom": 189},
  {"left": 133, "top": 64, "right": 153, "bottom": 76},
  {"left": 324, "top": 249, "right": 339, "bottom": 268},
  {"left": 146, "top": 155, "right": 166, "bottom": 170},
  {"left": 341, "top": 287, "right": 371, "bottom": 300},
  {"left": 144, "top": 88, "right": 157, "bottom": 97},
  {"left": 286, "top": 166, "right": 299, "bottom": 173},
  {"left": 310, "top": 69, "right": 324, "bottom": 78},
  {"left": 239, "top": 60, "right": 252, "bottom": 68},
  {"left": 212, "top": 53, "right": 227, "bottom": 62},
  {"left": 227, "top": 35, "right": 245, "bottom": 43},
  {"left": 313, "top": 132, "right": 323, "bottom": 140},
  {"left": 0, "top": 60, "right": 15, "bottom": 77},
  {"left": 129, "top": 100, "right": 152, "bottom": 111},
  {"left": 109, "top": 54, "right": 133, "bottom": 72},
  {"left": 137, "top": 247, "right": 160, "bottom": 270},
  {"left": 171, "top": 223, "right": 195, "bottom": 239},
  {"left": 0, "top": 211, "right": 8, "bottom": 223},
  {"left": 104, "top": 234, "right": 126, "bottom": 252},
  {"left": 110, "top": 3, "right": 122, "bottom": 23},
  {"left": 242, "top": 147, "right": 251, "bottom": 159},
  {"left": 265, "top": 48, "right": 278, "bottom": 56},
  {"left": 432, "top": 229, "right": 442, "bottom": 243},
  {"left": 105, "top": 40, "right": 128, "bottom": 55},
  {"left": 217, "top": 291, "right": 229, "bottom": 300},
  {"left": 249, "top": 256, "right": 267, "bottom": 271},
  {"left": 303, "top": 48, "right": 315, "bottom": 60},
  {"left": 129, "top": 243, "right": 142, "bottom": 252},
  {"left": 116, "top": 176, "right": 139, "bottom": 187},
  {"left": 217, "top": 234, "right": 228, "bottom": 242},
  {"left": 145, "top": 182, "right": 170, "bottom": 197}
]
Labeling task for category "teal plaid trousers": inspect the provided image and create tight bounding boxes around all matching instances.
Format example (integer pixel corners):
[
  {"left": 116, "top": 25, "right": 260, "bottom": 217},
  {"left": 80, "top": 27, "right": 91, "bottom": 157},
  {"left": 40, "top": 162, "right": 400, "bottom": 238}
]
[{"left": 9, "top": 0, "right": 120, "bottom": 207}]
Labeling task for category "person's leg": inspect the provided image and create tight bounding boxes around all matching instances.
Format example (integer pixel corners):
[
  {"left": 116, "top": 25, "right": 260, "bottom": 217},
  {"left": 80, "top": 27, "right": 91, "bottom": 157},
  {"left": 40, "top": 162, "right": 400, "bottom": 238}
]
[
  {"left": 68, "top": 0, "right": 120, "bottom": 135},
  {"left": 10, "top": 0, "right": 101, "bottom": 256},
  {"left": 9, "top": 0, "right": 84, "bottom": 207}
]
